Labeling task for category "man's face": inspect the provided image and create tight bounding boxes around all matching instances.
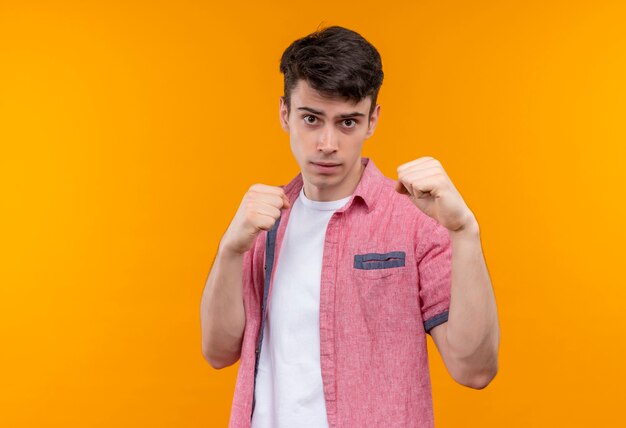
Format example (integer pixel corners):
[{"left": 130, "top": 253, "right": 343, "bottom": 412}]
[{"left": 279, "top": 79, "right": 380, "bottom": 201}]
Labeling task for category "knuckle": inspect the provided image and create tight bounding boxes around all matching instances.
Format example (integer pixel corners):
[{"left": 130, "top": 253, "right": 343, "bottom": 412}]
[{"left": 262, "top": 217, "right": 275, "bottom": 229}]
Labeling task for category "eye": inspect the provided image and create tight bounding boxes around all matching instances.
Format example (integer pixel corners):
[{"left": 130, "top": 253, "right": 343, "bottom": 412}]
[
  {"left": 342, "top": 119, "right": 357, "bottom": 128},
  {"left": 303, "top": 115, "right": 318, "bottom": 125}
]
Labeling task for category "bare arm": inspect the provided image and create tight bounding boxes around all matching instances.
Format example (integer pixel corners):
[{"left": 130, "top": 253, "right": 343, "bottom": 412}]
[
  {"left": 430, "top": 218, "right": 500, "bottom": 389},
  {"left": 395, "top": 156, "right": 499, "bottom": 389},
  {"left": 199, "top": 183, "right": 290, "bottom": 370},
  {"left": 200, "top": 240, "right": 246, "bottom": 369}
]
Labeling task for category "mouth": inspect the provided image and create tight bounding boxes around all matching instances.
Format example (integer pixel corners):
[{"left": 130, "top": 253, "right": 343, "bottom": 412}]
[{"left": 311, "top": 161, "right": 341, "bottom": 173}]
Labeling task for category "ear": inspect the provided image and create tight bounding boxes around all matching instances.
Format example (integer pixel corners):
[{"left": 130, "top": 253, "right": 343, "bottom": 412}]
[
  {"left": 364, "top": 103, "right": 381, "bottom": 139},
  {"left": 279, "top": 96, "right": 290, "bottom": 132}
]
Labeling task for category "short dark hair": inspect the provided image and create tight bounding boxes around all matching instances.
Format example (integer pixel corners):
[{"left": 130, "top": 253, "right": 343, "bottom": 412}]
[{"left": 279, "top": 25, "right": 384, "bottom": 117}]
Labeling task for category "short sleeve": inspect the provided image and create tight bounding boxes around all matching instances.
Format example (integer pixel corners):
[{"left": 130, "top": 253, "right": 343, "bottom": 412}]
[{"left": 415, "top": 215, "right": 452, "bottom": 335}]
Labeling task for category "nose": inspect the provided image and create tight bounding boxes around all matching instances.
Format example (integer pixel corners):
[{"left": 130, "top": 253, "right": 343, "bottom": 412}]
[{"left": 317, "top": 126, "right": 338, "bottom": 154}]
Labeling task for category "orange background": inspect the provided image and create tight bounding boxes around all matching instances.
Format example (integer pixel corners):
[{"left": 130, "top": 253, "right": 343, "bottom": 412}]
[{"left": 1, "top": 1, "right": 625, "bottom": 426}]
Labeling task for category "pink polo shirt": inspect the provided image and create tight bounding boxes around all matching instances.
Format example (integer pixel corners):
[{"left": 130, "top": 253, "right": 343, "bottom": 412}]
[{"left": 229, "top": 157, "right": 452, "bottom": 428}]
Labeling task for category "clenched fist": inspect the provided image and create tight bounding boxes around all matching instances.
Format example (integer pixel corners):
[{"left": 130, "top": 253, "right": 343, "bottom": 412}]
[
  {"left": 395, "top": 156, "right": 475, "bottom": 233},
  {"left": 220, "top": 184, "right": 291, "bottom": 254}
]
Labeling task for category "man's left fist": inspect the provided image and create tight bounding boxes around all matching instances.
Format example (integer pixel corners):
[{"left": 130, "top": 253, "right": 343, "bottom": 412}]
[{"left": 395, "top": 156, "right": 476, "bottom": 233}]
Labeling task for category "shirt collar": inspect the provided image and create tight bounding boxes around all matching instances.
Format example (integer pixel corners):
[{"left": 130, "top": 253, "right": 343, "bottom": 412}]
[{"left": 282, "top": 157, "right": 384, "bottom": 214}]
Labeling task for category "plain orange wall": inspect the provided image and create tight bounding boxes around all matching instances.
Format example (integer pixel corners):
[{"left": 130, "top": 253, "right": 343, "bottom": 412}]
[{"left": 1, "top": 1, "right": 625, "bottom": 427}]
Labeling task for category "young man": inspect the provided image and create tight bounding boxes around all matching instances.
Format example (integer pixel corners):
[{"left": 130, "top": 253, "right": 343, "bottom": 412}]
[{"left": 201, "top": 26, "right": 500, "bottom": 428}]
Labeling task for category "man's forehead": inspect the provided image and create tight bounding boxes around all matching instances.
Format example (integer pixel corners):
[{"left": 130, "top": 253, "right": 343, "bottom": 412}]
[{"left": 290, "top": 80, "right": 371, "bottom": 115}]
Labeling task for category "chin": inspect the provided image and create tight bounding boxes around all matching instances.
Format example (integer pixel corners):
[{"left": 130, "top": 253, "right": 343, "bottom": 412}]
[{"left": 306, "top": 172, "right": 337, "bottom": 187}]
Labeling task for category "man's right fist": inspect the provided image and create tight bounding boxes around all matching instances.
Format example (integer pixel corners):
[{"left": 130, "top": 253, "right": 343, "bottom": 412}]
[{"left": 220, "top": 184, "right": 291, "bottom": 255}]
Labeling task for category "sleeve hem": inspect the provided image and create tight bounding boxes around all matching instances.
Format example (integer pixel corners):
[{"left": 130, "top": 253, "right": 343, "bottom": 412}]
[{"left": 423, "top": 310, "right": 449, "bottom": 335}]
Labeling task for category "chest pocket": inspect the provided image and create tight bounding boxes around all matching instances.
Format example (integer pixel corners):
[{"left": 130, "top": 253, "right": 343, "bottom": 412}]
[
  {"left": 350, "top": 249, "right": 416, "bottom": 332},
  {"left": 353, "top": 251, "right": 406, "bottom": 279}
]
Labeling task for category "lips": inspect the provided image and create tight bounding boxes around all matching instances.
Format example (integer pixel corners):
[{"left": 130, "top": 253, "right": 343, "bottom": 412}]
[
  {"left": 311, "top": 161, "right": 341, "bottom": 174},
  {"left": 312, "top": 162, "right": 341, "bottom": 166}
]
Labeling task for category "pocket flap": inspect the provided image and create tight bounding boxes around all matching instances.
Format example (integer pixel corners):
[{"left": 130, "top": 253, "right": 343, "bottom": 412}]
[{"left": 354, "top": 251, "right": 406, "bottom": 270}]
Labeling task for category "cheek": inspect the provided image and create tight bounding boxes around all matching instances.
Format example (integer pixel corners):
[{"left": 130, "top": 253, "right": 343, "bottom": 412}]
[
  {"left": 288, "top": 121, "right": 308, "bottom": 141},
  {"left": 347, "top": 131, "right": 367, "bottom": 147},
  {"left": 289, "top": 133, "right": 308, "bottom": 160},
  {"left": 291, "top": 125, "right": 317, "bottom": 147}
]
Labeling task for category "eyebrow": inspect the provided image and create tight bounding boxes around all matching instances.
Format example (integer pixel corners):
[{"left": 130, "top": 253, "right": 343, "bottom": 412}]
[{"left": 297, "top": 106, "right": 366, "bottom": 119}]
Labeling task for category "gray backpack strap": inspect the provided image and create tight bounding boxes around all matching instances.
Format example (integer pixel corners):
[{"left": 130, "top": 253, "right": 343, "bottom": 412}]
[{"left": 251, "top": 214, "right": 281, "bottom": 417}]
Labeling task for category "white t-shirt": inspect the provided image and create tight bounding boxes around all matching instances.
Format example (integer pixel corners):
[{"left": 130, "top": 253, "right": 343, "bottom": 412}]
[{"left": 250, "top": 187, "right": 351, "bottom": 428}]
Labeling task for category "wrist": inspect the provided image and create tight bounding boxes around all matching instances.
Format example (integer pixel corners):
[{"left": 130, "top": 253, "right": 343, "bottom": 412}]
[
  {"left": 449, "top": 215, "right": 480, "bottom": 240},
  {"left": 218, "top": 235, "right": 246, "bottom": 257}
]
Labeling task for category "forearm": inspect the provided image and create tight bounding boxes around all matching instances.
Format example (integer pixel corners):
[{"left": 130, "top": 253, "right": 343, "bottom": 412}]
[
  {"left": 445, "top": 218, "right": 500, "bottom": 380},
  {"left": 200, "top": 241, "right": 246, "bottom": 369}
]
